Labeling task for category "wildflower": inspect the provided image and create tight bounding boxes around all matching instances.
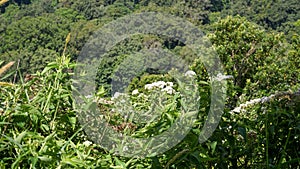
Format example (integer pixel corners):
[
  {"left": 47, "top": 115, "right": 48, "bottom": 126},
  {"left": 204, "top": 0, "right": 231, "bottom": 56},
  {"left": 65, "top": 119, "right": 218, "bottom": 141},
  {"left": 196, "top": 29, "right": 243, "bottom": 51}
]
[
  {"left": 237, "top": 135, "right": 244, "bottom": 141},
  {"left": 113, "top": 92, "right": 123, "bottom": 99},
  {"left": 85, "top": 95, "right": 93, "bottom": 99},
  {"left": 161, "top": 86, "right": 175, "bottom": 94},
  {"left": 154, "top": 81, "right": 166, "bottom": 89},
  {"left": 232, "top": 106, "right": 241, "bottom": 113},
  {"left": 184, "top": 70, "right": 196, "bottom": 77},
  {"left": 145, "top": 81, "right": 166, "bottom": 90},
  {"left": 213, "top": 73, "right": 234, "bottom": 81},
  {"left": 145, "top": 84, "right": 154, "bottom": 90},
  {"left": 123, "top": 146, "right": 129, "bottom": 151},
  {"left": 83, "top": 140, "right": 92, "bottom": 147},
  {"left": 132, "top": 89, "right": 139, "bottom": 95},
  {"left": 111, "top": 92, "right": 127, "bottom": 101},
  {"left": 166, "top": 82, "right": 173, "bottom": 87},
  {"left": 144, "top": 81, "right": 175, "bottom": 94}
]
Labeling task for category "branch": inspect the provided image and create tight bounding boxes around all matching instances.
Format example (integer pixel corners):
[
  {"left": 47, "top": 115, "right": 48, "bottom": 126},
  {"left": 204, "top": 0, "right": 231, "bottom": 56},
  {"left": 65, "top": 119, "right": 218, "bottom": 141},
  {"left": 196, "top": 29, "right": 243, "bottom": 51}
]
[{"left": 230, "top": 89, "right": 300, "bottom": 114}]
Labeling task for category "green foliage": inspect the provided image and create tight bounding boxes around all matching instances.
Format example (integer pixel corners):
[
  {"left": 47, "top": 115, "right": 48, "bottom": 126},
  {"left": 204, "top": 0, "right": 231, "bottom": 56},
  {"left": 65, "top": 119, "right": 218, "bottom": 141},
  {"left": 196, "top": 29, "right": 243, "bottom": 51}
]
[
  {"left": 1, "top": 15, "right": 70, "bottom": 52},
  {"left": 0, "top": 0, "right": 299, "bottom": 168},
  {"left": 203, "top": 16, "right": 298, "bottom": 109},
  {"left": 96, "top": 35, "right": 163, "bottom": 94},
  {"left": 221, "top": 0, "right": 300, "bottom": 31},
  {"left": 0, "top": 14, "right": 72, "bottom": 76},
  {"left": 136, "top": 0, "right": 211, "bottom": 25},
  {"left": 57, "top": 0, "right": 105, "bottom": 20}
]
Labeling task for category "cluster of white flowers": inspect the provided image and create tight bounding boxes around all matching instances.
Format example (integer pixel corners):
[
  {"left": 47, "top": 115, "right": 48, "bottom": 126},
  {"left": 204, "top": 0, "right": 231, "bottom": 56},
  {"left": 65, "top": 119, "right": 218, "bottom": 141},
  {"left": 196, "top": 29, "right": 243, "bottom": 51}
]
[
  {"left": 213, "top": 73, "right": 234, "bottom": 81},
  {"left": 161, "top": 86, "right": 174, "bottom": 94},
  {"left": 232, "top": 98, "right": 262, "bottom": 113},
  {"left": 144, "top": 81, "right": 175, "bottom": 94},
  {"left": 111, "top": 92, "right": 128, "bottom": 102},
  {"left": 184, "top": 70, "right": 196, "bottom": 77},
  {"left": 82, "top": 140, "right": 93, "bottom": 147},
  {"left": 231, "top": 94, "right": 278, "bottom": 114}
]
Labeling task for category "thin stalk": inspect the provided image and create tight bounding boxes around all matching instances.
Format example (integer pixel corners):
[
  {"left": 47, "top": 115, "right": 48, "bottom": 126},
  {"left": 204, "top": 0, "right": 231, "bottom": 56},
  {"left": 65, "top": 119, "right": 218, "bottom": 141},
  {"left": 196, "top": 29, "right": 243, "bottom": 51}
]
[
  {"left": 264, "top": 107, "right": 269, "bottom": 169},
  {"left": 277, "top": 128, "right": 291, "bottom": 168}
]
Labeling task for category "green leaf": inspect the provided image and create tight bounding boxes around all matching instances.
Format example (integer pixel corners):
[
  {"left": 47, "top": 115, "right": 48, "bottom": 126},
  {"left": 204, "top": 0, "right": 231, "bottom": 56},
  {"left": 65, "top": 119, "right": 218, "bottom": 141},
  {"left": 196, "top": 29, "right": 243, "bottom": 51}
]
[
  {"left": 38, "top": 156, "right": 52, "bottom": 162},
  {"left": 238, "top": 127, "right": 246, "bottom": 141},
  {"left": 69, "top": 117, "right": 76, "bottom": 130},
  {"left": 210, "top": 141, "right": 217, "bottom": 154},
  {"left": 112, "top": 157, "right": 126, "bottom": 169},
  {"left": 15, "top": 131, "right": 27, "bottom": 144}
]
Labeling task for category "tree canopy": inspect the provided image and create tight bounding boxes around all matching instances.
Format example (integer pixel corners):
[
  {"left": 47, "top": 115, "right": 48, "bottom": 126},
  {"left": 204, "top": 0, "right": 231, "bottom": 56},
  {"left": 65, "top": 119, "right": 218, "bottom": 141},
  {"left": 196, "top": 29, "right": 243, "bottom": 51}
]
[{"left": 0, "top": 0, "right": 299, "bottom": 168}]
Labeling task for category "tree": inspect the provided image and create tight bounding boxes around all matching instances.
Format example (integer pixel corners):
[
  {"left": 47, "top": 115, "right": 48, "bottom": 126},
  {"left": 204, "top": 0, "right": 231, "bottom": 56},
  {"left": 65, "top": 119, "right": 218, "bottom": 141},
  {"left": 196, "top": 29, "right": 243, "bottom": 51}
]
[
  {"left": 193, "top": 16, "right": 296, "bottom": 107},
  {"left": 0, "top": 14, "right": 71, "bottom": 76},
  {"left": 222, "top": 0, "right": 300, "bottom": 31}
]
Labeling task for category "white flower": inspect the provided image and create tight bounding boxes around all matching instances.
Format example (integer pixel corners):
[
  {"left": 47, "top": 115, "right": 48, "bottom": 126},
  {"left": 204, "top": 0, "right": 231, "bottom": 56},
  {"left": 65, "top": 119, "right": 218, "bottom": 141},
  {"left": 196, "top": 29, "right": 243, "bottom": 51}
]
[
  {"left": 154, "top": 81, "right": 166, "bottom": 89},
  {"left": 85, "top": 95, "right": 93, "bottom": 99},
  {"left": 184, "top": 70, "right": 196, "bottom": 77},
  {"left": 213, "top": 73, "right": 234, "bottom": 81},
  {"left": 166, "top": 82, "right": 173, "bottom": 87},
  {"left": 113, "top": 92, "right": 122, "bottom": 98},
  {"left": 123, "top": 146, "right": 128, "bottom": 151},
  {"left": 145, "top": 81, "right": 166, "bottom": 90},
  {"left": 144, "top": 81, "right": 175, "bottom": 94},
  {"left": 232, "top": 107, "right": 241, "bottom": 113},
  {"left": 83, "top": 140, "right": 92, "bottom": 147},
  {"left": 138, "top": 93, "right": 146, "bottom": 98},
  {"left": 111, "top": 92, "right": 127, "bottom": 101},
  {"left": 161, "top": 86, "right": 175, "bottom": 94},
  {"left": 132, "top": 89, "right": 139, "bottom": 95},
  {"left": 145, "top": 84, "right": 154, "bottom": 90}
]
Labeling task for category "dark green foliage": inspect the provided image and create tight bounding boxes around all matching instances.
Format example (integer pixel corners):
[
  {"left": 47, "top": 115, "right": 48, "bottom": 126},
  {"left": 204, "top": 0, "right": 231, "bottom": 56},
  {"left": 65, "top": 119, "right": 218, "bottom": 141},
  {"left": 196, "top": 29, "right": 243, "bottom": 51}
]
[
  {"left": 221, "top": 0, "right": 300, "bottom": 31},
  {"left": 95, "top": 35, "right": 166, "bottom": 94},
  {"left": 0, "top": 14, "right": 72, "bottom": 76},
  {"left": 1, "top": 15, "right": 70, "bottom": 52},
  {"left": 2, "top": 48, "right": 58, "bottom": 76}
]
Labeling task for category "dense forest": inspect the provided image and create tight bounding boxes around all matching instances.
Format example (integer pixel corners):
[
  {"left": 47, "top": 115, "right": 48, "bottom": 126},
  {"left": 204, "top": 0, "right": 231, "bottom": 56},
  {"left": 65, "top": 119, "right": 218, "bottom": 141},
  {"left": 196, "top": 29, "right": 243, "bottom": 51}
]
[{"left": 0, "top": 0, "right": 299, "bottom": 168}]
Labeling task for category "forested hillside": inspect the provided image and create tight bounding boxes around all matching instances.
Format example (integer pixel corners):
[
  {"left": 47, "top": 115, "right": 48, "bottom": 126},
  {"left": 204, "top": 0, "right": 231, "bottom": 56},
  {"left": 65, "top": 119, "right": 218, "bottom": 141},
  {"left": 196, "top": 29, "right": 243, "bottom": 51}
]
[{"left": 0, "top": 0, "right": 299, "bottom": 168}]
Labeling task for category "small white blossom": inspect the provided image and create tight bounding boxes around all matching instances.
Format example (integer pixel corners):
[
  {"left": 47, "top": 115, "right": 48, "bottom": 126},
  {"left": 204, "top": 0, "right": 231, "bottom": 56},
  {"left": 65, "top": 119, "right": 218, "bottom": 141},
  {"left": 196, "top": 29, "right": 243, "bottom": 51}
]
[
  {"left": 113, "top": 92, "right": 122, "bottom": 98},
  {"left": 145, "top": 84, "right": 154, "bottom": 90},
  {"left": 83, "top": 140, "right": 92, "bottom": 147},
  {"left": 138, "top": 93, "right": 146, "bottom": 98},
  {"left": 144, "top": 81, "right": 175, "bottom": 94},
  {"left": 132, "top": 89, "right": 139, "bottom": 95},
  {"left": 85, "top": 95, "right": 93, "bottom": 99},
  {"left": 166, "top": 82, "right": 173, "bottom": 87},
  {"left": 185, "top": 70, "right": 196, "bottom": 77},
  {"left": 145, "top": 81, "right": 166, "bottom": 90},
  {"left": 161, "top": 86, "right": 175, "bottom": 94},
  {"left": 111, "top": 92, "right": 127, "bottom": 101},
  {"left": 155, "top": 81, "right": 166, "bottom": 89},
  {"left": 232, "top": 107, "right": 241, "bottom": 113},
  {"left": 213, "top": 73, "right": 234, "bottom": 81},
  {"left": 123, "top": 146, "right": 128, "bottom": 151}
]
